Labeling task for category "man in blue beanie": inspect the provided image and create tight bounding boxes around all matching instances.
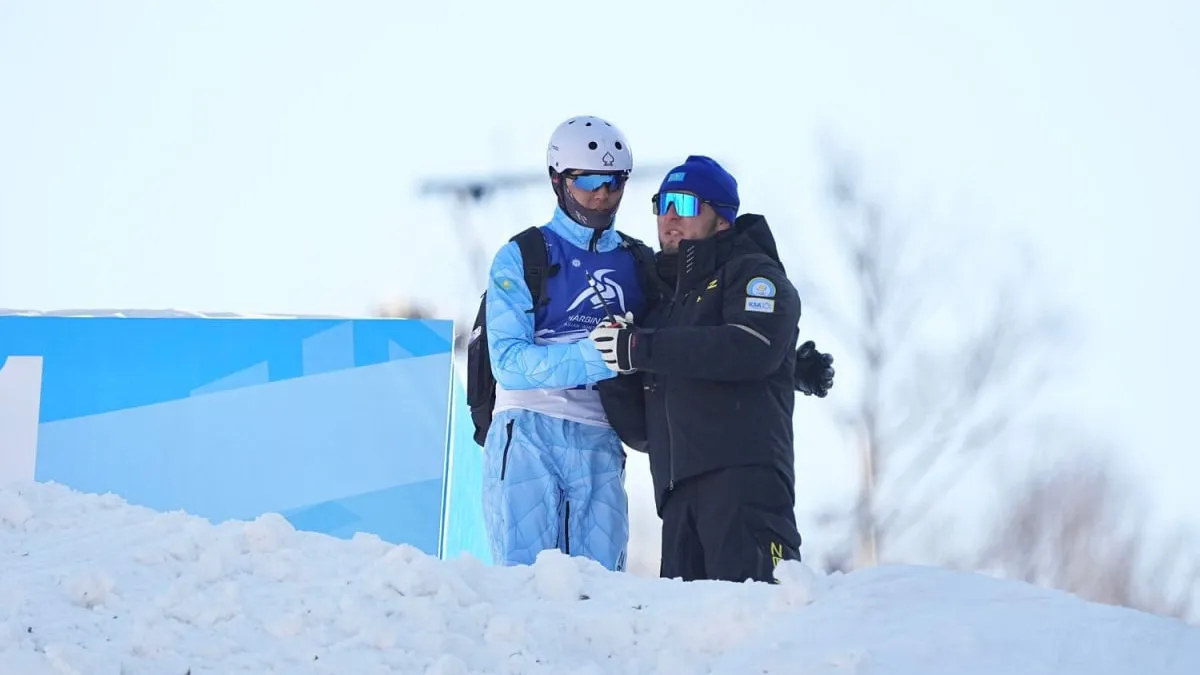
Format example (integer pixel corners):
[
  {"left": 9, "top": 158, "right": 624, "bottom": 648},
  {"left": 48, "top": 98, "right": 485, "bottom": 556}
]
[
  {"left": 653, "top": 155, "right": 741, "bottom": 252},
  {"left": 591, "top": 155, "right": 833, "bottom": 583}
]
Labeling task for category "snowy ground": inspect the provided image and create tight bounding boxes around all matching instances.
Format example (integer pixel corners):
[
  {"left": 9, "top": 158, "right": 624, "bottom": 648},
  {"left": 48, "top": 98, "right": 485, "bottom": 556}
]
[{"left": 2, "top": 482, "right": 1199, "bottom": 675}]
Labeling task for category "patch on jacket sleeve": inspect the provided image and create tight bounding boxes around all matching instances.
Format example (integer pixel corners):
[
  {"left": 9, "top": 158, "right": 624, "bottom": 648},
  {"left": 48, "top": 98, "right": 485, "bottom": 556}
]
[
  {"left": 746, "top": 276, "right": 777, "bottom": 298},
  {"left": 745, "top": 297, "right": 776, "bottom": 313}
]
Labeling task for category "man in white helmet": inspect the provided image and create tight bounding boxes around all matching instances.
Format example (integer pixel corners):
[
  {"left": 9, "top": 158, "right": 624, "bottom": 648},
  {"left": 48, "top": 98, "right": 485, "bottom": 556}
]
[{"left": 467, "top": 115, "right": 657, "bottom": 571}]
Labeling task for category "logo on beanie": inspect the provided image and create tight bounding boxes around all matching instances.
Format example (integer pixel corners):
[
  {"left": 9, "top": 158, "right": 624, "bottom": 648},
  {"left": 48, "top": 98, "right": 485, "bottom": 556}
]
[{"left": 667, "top": 171, "right": 686, "bottom": 182}]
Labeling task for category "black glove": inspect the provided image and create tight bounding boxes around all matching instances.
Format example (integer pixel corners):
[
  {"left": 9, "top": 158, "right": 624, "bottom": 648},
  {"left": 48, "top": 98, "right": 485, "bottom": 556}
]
[{"left": 794, "top": 340, "right": 834, "bottom": 397}]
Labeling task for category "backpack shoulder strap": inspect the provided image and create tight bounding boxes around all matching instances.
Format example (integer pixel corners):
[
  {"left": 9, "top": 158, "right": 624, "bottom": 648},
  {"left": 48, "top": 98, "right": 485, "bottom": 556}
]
[
  {"left": 616, "top": 231, "right": 654, "bottom": 262},
  {"left": 510, "top": 226, "right": 557, "bottom": 311},
  {"left": 616, "top": 230, "right": 661, "bottom": 299}
]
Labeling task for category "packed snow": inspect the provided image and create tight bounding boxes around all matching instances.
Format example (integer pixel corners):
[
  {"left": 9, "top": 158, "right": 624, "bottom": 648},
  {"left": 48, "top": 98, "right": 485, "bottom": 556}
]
[{"left": 1, "top": 482, "right": 1198, "bottom": 675}]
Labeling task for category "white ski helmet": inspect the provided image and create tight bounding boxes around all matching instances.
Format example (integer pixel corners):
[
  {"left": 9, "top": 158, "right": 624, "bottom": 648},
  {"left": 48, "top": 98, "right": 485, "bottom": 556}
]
[{"left": 546, "top": 116, "right": 632, "bottom": 174}]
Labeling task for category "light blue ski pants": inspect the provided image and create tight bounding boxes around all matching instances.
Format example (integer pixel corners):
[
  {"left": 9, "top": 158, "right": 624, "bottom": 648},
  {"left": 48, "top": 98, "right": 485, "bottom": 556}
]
[{"left": 481, "top": 408, "right": 628, "bottom": 571}]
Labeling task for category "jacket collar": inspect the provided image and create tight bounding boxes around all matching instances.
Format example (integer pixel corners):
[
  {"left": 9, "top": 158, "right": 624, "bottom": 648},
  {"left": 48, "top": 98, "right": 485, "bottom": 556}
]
[
  {"left": 544, "top": 206, "right": 624, "bottom": 252},
  {"left": 674, "top": 228, "right": 739, "bottom": 292}
]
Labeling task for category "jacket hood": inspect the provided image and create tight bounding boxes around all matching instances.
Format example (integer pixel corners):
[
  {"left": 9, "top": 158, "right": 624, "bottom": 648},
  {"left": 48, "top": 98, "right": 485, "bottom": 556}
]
[
  {"left": 660, "top": 212, "right": 790, "bottom": 292},
  {"left": 729, "top": 213, "right": 784, "bottom": 270}
]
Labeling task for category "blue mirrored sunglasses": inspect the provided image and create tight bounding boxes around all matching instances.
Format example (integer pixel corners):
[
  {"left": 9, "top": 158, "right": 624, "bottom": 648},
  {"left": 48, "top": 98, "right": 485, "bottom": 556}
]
[
  {"left": 652, "top": 191, "right": 702, "bottom": 217},
  {"left": 569, "top": 172, "right": 628, "bottom": 192}
]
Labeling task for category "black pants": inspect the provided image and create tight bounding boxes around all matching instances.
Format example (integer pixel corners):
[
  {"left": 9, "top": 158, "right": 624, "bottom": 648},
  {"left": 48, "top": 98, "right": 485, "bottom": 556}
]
[{"left": 659, "top": 465, "right": 802, "bottom": 583}]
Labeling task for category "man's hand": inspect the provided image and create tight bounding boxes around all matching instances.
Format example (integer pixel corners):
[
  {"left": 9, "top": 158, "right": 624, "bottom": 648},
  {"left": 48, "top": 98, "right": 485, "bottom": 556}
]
[
  {"left": 589, "top": 311, "right": 636, "bottom": 373},
  {"left": 794, "top": 340, "right": 834, "bottom": 397}
]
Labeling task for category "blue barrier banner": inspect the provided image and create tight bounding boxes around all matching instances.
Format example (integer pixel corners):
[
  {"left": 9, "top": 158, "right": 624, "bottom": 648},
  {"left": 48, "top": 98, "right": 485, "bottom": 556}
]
[
  {"left": 439, "top": 375, "right": 493, "bottom": 564},
  {"left": 0, "top": 313, "right": 454, "bottom": 556}
]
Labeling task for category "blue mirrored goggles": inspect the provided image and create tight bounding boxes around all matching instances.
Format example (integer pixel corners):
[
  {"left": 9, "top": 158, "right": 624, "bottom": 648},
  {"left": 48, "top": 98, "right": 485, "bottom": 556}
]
[
  {"left": 652, "top": 191, "right": 703, "bottom": 217},
  {"left": 568, "top": 172, "right": 628, "bottom": 192}
]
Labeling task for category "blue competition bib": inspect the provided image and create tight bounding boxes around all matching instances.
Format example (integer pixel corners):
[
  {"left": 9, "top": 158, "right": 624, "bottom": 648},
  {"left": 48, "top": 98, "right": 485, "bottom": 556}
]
[{"left": 532, "top": 229, "right": 646, "bottom": 345}]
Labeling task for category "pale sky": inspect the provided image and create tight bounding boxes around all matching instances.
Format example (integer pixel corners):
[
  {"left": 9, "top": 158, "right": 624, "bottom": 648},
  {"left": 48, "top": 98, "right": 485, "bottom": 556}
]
[{"left": 2, "top": 0, "right": 1198, "bottom": 559}]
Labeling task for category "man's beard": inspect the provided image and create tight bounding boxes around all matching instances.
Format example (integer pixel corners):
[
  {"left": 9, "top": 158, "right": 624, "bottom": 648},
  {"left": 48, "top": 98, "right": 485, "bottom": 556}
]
[{"left": 658, "top": 217, "right": 719, "bottom": 254}]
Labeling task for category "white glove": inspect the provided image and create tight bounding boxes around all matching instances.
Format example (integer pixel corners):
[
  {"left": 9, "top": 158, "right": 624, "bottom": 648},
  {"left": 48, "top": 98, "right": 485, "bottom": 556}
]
[{"left": 589, "top": 312, "right": 636, "bottom": 373}]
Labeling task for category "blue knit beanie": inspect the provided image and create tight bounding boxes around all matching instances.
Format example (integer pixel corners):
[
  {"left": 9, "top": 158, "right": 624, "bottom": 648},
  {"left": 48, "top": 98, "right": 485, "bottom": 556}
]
[{"left": 658, "top": 155, "right": 739, "bottom": 224}]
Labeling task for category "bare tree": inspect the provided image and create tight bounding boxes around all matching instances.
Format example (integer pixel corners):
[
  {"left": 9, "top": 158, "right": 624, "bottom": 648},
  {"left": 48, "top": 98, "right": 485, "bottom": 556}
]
[
  {"left": 976, "top": 448, "right": 1199, "bottom": 620},
  {"left": 802, "top": 142, "right": 1075, "bottom": 570}
]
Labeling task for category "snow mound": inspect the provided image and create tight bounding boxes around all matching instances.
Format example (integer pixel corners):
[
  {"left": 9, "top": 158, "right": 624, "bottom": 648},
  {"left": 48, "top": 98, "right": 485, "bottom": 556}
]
[{"left": 1, "top": 481, "right": 1197, "bottom": 675}]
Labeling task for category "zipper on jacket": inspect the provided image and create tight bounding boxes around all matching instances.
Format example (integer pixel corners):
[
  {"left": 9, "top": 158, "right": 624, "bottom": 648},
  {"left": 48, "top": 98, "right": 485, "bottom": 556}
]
[
  {"left": 499, "top": 420, "right": 515, "bottom": 480},
  {"left": 665, "top": 377, "right": 676, "bottom": 491},
  {"left": 663, "top": 283, "right": 682, "bottom": 492},
  {"left": 563, "top": 501, "right": 571, "bottom": 554},
  {"left": 589, "top": 228, "right": 602, "bottom": 252}
]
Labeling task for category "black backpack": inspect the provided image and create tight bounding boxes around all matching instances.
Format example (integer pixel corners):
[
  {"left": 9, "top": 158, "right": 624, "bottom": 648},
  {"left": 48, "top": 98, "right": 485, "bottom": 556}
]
[{"left": 465, "top": 226, "right": 656, "bottom": 447}]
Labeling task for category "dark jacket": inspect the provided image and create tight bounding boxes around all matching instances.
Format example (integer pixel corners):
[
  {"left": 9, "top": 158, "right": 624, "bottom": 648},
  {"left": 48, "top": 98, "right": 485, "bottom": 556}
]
[{"left": 598, "top": 214, "right": 801, "bottom": 515}]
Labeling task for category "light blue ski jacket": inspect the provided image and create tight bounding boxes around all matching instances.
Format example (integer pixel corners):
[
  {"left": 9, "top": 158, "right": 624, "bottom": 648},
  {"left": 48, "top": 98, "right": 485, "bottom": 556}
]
[{"left": 484, "top": 208, "right": 628, "bottom": 391}]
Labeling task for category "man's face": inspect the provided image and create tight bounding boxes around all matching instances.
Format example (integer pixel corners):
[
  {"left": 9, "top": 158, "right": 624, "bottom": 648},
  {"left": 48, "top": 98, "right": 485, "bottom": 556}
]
[{"left": 657, "top": 194, "right": 724, "bottom": 253}]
